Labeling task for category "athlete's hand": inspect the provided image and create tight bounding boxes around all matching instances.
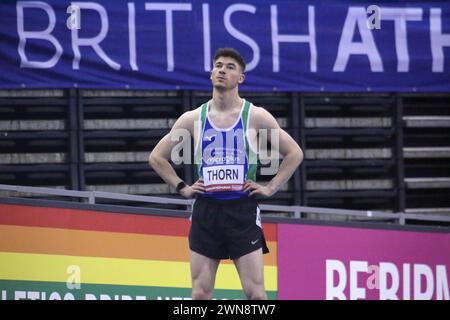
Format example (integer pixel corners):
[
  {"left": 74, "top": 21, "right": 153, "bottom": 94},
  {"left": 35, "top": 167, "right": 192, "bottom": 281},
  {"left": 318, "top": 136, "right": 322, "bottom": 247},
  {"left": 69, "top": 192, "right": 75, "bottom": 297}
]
[
  {"left": 179, "top": 179, "right": 205, "bottom": 199},
  {"left": 243, "top": 180, "right": 275, "bottom": 198}
]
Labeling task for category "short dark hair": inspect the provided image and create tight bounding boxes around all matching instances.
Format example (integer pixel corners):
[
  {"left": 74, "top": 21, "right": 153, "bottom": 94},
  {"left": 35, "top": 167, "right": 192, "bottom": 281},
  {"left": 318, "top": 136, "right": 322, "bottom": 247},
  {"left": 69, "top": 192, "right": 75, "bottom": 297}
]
[{"left": 213, "top": 48, "right": 246, "bottom": 72}]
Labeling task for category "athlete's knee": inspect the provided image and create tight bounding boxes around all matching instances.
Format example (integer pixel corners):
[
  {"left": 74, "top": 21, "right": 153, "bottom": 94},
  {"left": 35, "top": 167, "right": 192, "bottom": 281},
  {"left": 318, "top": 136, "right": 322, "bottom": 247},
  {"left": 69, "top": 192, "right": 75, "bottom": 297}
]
[
  {"left": 192, "top": 286, "right": 214, "bottom": 300},
  {"left": 242, "top": 280, "right": 267, "bottom": 300},
  {"left": 245, "top": 287, "right": 267, "bottom": 300}
]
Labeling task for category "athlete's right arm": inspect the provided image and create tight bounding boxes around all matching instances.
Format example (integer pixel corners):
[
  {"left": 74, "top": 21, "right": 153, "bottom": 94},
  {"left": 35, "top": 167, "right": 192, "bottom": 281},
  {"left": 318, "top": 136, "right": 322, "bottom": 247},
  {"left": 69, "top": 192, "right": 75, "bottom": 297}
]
[{"left": 148, "top": 111, "right": 205, "bottom": 198}]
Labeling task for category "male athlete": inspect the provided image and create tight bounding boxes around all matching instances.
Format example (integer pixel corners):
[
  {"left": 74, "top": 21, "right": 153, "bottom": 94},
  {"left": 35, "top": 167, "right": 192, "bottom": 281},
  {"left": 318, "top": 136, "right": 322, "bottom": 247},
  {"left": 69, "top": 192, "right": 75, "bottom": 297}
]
[{"left": 149, "top": 48, "right": 303, "bottom": 300}]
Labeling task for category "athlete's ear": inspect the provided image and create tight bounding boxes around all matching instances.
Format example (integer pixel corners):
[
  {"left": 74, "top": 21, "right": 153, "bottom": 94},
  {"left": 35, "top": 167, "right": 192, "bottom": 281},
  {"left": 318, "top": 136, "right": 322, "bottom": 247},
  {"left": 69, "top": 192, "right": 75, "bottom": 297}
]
[{"left": 238, "top": 73, "right": 245, "bottom": 84}]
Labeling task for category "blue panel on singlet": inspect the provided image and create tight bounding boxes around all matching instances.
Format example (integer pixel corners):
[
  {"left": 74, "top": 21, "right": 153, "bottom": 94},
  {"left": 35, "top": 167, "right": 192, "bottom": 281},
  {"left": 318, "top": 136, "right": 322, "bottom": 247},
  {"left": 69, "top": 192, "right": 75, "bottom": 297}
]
[{"left": 199, "top": 103, "right": 249, "bottom": 200}]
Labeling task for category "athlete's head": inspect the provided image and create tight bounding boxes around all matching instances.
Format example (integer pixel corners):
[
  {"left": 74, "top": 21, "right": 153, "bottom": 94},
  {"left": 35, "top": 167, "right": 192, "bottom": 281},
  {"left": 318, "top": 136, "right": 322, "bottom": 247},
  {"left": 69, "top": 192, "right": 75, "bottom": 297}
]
[{"left": 211, "top": 48, "right": 246, "bottom": 90}]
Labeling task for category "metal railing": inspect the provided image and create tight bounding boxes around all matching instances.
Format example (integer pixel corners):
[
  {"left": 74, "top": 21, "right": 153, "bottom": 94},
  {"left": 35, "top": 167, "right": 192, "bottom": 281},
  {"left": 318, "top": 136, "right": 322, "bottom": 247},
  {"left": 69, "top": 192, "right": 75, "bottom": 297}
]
[{"left": 1, "top": 183, "right": 450, "bottom": 226}]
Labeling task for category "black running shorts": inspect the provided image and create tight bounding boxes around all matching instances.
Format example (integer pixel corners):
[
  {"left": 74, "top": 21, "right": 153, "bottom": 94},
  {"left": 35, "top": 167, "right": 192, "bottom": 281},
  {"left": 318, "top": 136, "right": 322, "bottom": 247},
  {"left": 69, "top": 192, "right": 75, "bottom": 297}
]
[{"left": 189, "top": 196, "right": 269, "bottom": 260}]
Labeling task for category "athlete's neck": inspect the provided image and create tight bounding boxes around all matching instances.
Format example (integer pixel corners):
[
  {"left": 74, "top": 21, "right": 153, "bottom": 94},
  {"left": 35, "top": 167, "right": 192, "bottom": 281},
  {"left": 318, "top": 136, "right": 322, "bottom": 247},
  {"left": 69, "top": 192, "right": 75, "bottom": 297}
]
[{"left": 211, "top": 90, "right": 242, "bottom": 112}]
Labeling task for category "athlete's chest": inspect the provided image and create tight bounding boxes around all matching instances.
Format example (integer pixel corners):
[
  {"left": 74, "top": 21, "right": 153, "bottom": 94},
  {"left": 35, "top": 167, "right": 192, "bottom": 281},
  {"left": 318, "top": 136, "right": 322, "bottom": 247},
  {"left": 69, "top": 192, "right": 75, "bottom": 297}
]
[{"left": 207, "top": 110, "right": 241, "bottom": 129}]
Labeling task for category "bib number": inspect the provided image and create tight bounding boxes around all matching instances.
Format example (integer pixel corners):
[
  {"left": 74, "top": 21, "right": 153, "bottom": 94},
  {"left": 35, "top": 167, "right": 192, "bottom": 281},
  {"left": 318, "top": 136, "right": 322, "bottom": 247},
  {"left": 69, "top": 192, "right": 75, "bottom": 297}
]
[{"left": 202, "top": 164, "right": 244, "bottom": 192}]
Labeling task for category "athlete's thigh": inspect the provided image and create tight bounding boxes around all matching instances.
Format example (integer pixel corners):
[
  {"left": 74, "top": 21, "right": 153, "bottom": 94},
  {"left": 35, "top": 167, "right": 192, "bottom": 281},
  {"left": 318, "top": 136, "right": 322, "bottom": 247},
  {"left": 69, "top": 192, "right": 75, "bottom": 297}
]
[
  {"left": 233, "top": 248, "right": 265, "bottom": 287},
  {"left": 190, "top": 249, "right": 220, "bottom": 286}
]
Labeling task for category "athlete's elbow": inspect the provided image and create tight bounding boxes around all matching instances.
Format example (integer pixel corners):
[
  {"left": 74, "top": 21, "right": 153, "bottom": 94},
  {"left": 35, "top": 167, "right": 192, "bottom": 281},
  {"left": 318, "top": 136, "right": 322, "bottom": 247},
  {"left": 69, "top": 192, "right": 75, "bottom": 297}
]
[
  {"left": 148, "top": 151, "right": 161, "bottom": 169},
  {"left": 283, "top": 146, "right": 303, "bottom": 167},
  {"left": 293, "top": 145, "right": 304, "bottom": 166}
]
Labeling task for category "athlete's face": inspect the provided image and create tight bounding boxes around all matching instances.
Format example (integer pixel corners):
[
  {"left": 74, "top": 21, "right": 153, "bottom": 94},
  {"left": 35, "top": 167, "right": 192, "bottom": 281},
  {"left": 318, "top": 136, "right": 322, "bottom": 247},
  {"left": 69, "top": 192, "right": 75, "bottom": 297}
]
[{"left": 210, "top": 56, "right": 245, "bottom": 90}]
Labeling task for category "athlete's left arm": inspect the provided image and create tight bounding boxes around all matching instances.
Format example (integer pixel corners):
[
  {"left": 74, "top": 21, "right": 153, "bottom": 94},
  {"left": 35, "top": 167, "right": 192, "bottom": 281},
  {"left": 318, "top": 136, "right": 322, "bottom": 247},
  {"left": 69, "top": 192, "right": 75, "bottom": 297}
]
[{"left": 243, "top": 106, "right": 304, "bottom": 197}]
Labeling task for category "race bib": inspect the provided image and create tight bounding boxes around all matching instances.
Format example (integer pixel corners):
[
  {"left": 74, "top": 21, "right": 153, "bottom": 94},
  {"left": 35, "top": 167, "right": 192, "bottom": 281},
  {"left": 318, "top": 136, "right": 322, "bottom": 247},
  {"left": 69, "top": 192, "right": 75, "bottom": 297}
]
[{"left": 202, "top": 164, "right": 244, "bottom": 192}]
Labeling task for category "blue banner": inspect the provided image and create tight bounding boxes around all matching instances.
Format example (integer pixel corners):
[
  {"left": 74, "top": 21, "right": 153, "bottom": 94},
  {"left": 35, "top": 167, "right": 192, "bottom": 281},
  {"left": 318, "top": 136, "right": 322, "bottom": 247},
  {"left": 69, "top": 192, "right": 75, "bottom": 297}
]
[{"left": 0, "top": 0, "right": 449, "bottom": 91}]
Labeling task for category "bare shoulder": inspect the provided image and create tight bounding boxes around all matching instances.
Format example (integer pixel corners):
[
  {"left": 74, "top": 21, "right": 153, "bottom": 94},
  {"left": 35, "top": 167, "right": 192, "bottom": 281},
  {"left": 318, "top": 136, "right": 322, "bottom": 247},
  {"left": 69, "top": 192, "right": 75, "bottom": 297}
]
[
  {"left": 250, "top": 105, "right": 271, "bottom": 118},
  {"left": 249, "top": 104, "right": 279, "bottom": 129},
  {"left": 182, "top": 107, "right": 201, "bottom": 121},
  {"left": 188, "top": 105, "right": 204, "bottom": 121},
  {"left": 174, "top": 107, "right": 201, "bottom": 132}
]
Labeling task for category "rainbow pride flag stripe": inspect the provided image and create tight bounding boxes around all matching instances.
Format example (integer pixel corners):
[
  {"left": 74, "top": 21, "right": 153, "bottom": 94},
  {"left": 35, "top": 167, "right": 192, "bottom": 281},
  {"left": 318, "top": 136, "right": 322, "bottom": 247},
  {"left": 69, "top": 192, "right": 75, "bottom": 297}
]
[{"left": 0, "top": 203, "right": 277, "bottom": 299}]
